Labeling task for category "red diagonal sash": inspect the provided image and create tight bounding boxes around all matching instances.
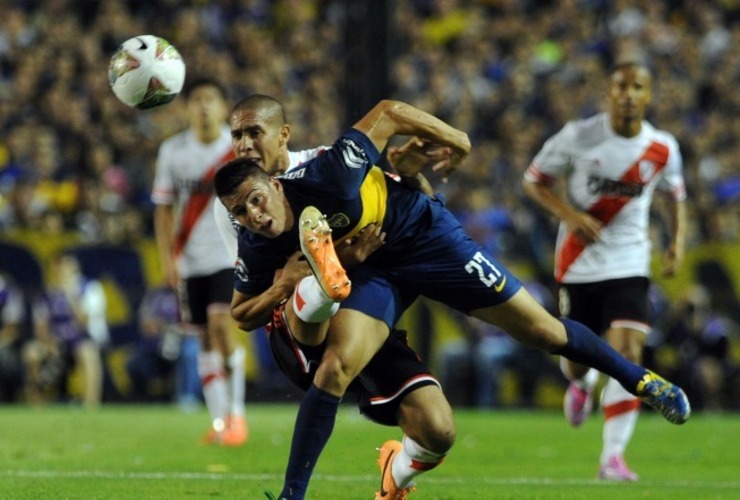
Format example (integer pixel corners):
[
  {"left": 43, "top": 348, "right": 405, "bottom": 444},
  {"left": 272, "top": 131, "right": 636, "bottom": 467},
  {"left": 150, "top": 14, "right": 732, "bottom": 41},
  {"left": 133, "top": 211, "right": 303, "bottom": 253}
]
[
  {"left": 174, "top": 148, "right": 236, "bottom": 256},
  {"left": 555, "top": 141, "right": 669, "bottom": 281}
]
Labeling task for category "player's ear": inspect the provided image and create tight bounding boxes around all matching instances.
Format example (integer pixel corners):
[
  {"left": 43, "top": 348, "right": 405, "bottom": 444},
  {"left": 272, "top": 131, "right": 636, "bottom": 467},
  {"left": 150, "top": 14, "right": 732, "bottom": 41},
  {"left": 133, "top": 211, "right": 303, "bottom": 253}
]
[{"left": 279, "top": 124, "right": 291, "bottom": 146}]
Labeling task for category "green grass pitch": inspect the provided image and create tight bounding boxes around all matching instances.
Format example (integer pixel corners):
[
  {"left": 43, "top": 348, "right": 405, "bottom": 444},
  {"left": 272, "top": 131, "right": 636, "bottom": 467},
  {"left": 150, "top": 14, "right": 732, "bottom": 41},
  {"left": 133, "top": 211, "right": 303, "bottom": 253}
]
[{"left": 0, "top": 404, "right": 738, "bottom": 499}]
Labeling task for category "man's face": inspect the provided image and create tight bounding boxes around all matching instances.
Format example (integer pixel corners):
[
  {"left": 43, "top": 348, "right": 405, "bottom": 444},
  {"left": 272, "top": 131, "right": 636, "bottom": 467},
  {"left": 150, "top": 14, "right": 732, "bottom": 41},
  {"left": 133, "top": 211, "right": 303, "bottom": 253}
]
[
  {"left": 607, "top": 66, "right": 652, "bottom": 122},
  {"left": 219, "top": 176, "right": 289, "bottom": 238},
  {"left": 187, "top": 86, "right": 228, "bottom": 131},
  {"left": 230, "top": 108, "right": 290, "bottom": 175}
]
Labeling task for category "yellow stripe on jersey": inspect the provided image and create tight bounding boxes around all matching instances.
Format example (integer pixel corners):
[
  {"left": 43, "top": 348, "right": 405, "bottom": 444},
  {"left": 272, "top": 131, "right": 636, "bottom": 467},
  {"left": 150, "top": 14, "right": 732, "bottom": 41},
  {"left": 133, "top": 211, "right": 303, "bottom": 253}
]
[{"left": 339, "top": 166, "right": 388, "bottom": 242}]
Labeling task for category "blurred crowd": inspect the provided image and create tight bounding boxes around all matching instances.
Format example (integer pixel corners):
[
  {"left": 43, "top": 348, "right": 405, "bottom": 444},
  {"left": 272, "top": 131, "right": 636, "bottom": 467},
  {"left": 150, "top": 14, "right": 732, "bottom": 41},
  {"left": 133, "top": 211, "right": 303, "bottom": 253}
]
[{"left": 0, "top": 0, "right": 738, "bottom": 409}]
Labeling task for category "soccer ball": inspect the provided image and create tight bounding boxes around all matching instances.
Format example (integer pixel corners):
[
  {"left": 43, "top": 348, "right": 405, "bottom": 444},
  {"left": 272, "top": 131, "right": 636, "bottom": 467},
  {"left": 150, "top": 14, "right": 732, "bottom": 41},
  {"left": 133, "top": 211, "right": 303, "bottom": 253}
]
[{"left": 108, "top": 35, "right": 186, "bottom": 110}]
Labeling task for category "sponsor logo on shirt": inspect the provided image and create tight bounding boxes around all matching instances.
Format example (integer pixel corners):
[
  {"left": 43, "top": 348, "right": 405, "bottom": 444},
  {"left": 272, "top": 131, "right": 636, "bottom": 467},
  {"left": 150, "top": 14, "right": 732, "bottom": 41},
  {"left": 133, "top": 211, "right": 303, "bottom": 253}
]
[
  {"left": 340, "top": 138, "right": 368, "bottom": 169},
  {"left": 175, "top": 177, "right": 215, "bottom": 193},
  {"left": 587, "top": 175, "right": 644, "bottom": 197},
  {"left": 280, "top": 168, "right": 306, "bottom": 180},
  {"left": 235, "top": 258, "right": 249, "bottom": 283}
]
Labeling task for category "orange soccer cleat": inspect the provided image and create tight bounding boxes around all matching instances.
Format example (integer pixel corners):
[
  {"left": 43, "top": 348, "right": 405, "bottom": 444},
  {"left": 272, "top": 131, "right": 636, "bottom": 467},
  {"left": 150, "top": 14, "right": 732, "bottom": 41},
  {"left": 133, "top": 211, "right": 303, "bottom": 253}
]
[
  {"left": 375, "top": 440, "right": 415, "bottom": 500},
  {"left": 298, "top": 206, "right": 351, "bottom": 301},
  {"left": 221, "top": 414, "right": 249, "bottom": 447}
]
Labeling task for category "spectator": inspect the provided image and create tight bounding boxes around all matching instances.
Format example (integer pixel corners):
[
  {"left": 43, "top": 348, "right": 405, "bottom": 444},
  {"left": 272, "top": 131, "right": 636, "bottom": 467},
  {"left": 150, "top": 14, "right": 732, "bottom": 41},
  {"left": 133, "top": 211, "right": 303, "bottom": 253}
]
[
  {"left": 126, "top": 286, "right": 201, "bottom": 411},
  {"left": 22, "top": 253, "right": 107, "bottom": 408},
  {"left": 0, "top": 272, "right": 25, "bottom": 402},
  {"left": 664, "top": 284, "right": 739, "bottom": 411}
]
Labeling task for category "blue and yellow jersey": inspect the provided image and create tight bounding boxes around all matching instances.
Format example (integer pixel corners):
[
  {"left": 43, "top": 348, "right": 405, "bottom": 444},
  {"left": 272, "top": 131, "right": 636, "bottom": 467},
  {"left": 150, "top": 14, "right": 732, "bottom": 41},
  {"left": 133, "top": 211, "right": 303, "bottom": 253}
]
[{"left": 233, "top": 128, "right": 455, "bottom": 297}]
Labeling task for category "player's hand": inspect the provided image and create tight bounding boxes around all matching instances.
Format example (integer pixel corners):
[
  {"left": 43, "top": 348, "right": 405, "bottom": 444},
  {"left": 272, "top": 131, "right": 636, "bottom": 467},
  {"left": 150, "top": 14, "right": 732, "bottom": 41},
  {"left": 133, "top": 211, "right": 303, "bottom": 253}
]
[
  {"left": 433, "top": 132, "right": 470, "bottom": 182},
  {"left": 274, "top": 251, "right": 311, "bottom": 288},
  {"left": 388, "top": 137, "right": 452, "bottom": 177},
  {"left": 661, "top": 244, "right": 683, "bottom": 278},
  {"left": 335, "top": 223, "right": 386, "bottom": 267},
  {"left": 566, "top": 212, "right": 602, "bottom": 244}
]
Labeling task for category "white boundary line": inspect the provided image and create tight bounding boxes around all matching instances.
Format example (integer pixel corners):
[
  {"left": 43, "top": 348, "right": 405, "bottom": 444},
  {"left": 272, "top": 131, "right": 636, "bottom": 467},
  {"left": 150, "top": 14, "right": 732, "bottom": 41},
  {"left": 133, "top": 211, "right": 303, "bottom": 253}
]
[{"left": 1, "top": 470, "right": 739, "bottom": 490}]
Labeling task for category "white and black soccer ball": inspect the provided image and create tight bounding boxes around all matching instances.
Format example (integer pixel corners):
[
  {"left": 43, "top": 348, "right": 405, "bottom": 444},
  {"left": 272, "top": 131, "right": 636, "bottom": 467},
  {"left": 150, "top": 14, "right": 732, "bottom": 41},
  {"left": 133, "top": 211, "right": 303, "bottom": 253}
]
[{"left": 108, "top": 35, "right": 186, "bottom": 110}]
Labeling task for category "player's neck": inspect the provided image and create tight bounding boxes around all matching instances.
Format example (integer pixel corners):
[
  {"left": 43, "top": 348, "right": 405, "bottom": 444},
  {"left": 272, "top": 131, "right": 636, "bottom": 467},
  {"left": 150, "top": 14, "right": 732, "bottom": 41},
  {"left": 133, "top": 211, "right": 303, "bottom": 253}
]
[
  {"left": 194, "top": 124, "right": 221, "bottom": 144},
  {"left": 276, "top": 152, "right": 291, "bottom": 174},
  {"left": 610, "top": 116, "right": 642, "bottom": 138}
]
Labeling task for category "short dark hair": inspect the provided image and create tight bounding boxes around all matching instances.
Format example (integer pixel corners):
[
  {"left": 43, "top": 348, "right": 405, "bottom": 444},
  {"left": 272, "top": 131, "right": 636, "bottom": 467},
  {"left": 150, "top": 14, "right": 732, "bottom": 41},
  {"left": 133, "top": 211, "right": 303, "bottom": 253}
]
[
  {"left": 182, "top": 77, "right": 228, "bottom": 100},
  {"left": 609, "top": 61, "right": 650, "bottom": 78},
  {"left": 231, "top": 94, "right": 286, "bottom": 123},
  {"left": 214, "top": 157, "right": 270, "bottom": 199}
]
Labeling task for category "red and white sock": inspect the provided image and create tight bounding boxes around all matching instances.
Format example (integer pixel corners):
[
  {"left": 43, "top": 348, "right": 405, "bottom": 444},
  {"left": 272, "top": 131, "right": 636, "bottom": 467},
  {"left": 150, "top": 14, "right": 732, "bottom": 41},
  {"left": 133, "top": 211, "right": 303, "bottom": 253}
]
[
  {"left": 600, "top": 377, "right": 640, "bottom": 464},
  {"left": 560, "top": 358, "right": 599, "bottom": 390},
  {"left": 292, "top": 276, "right": 340, "bottom": 324},
  {"left": 198, "top": 350, "right": 229, "bottom": 430},
  {"left": 227, "top": 345, "right": 246, "bottom": 418},
  {"left": 391, "top": 436, "right": 446, "bottom": 489}
]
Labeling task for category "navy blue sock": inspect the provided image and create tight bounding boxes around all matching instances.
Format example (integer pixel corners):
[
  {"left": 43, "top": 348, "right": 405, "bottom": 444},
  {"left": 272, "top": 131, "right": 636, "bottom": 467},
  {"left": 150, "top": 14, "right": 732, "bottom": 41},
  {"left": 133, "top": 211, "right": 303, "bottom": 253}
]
[
  {"left": 279, "top": 385, "right": 340, "bottom": 500},
  {"left": 555, "top": 318, "right": 647, "bottom": 393}
]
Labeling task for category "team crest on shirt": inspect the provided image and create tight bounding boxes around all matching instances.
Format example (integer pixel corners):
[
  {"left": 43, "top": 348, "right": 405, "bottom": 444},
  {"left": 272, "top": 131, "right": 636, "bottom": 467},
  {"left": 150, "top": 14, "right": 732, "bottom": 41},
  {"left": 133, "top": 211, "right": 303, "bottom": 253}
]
[
  {"left": 639, "top": 160, "right": 656, "bottom": 181},
  {"left": 340, "top": 138, "right": 368, "bottom": 169},
  {"left": 325, "top": 213, "right": 351, "bottom": 228},
  {"left": 235, "top": 258, "right": 249, "bottom": 283}
]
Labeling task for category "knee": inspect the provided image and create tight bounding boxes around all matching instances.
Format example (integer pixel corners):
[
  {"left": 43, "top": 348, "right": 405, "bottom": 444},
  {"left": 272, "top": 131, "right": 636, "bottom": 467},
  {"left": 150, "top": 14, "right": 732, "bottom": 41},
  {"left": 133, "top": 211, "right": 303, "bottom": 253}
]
[
  {"left": 410, "top": 408, "right": 456, "bottom": 455},
  {"left": 313, "top": 351, "right": 358, "bottom": 396},
  {"left": 428, "top": 418, "right": 456, "bottom": 454}
]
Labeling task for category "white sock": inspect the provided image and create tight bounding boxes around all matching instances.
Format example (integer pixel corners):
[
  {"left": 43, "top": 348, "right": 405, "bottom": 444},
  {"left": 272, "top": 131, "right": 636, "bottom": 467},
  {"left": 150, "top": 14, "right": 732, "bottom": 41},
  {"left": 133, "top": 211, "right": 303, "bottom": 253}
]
[
  {"left": 600, "top": 377, "right": 640, "bottom": 464},
  {"left": 197, "top": 350, "right": 229, "bottom": 429},
  {"left": 560, "top": 358, "right": 599, "bottom": 390},
  {"left": 227, "top": 346, "right": 246, "bottom": 417},
  {"left": 392, "top": 436, "right": 446, "bottom": 489},
  {"left": 293, "top": 276, "right": 340, "bottom": 323}
]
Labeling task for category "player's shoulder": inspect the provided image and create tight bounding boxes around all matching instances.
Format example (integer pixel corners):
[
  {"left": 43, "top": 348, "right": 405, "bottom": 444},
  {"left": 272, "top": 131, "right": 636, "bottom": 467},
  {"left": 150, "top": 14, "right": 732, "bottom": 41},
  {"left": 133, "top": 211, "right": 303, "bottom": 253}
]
[
  {"left": 288, "top": 146, "right": 330, "bottom": 170},
  {"left": 642, "top": 120, "right": 680, "bottom": 149},
  {"left": 158, "top": 129, "right": 192, "bottom": 152},
  {"left": 564, "top": 113, "right": 610, "bottom": 145}
]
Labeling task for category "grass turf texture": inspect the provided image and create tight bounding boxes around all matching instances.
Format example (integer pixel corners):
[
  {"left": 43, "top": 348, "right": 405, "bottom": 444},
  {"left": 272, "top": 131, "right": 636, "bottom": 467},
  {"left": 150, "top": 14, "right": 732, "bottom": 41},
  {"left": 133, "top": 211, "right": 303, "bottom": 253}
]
[{"left": 0, "top": 404, "right": 738, "bottom": 499}]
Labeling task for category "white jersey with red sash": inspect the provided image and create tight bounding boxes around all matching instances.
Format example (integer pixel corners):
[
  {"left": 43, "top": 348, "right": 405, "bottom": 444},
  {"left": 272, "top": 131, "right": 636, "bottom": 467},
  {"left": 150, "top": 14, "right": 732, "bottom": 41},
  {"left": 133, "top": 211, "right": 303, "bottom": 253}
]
[
  {"left": 152, "top": 126, "right": 236, "bottom": 278},
  {"left": 524, "top": 113, "right": 686, "bottom": 284}
]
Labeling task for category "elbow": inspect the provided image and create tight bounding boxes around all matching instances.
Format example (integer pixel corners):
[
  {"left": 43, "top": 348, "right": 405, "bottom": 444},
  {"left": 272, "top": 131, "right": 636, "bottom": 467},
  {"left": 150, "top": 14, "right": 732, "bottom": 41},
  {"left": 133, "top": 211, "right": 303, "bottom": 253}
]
[
  {"left": 236, "top": 320, "right": 256, "bottom": 332},
  {"left": 521, "top": 177, "right": 537, "bottom": 199},
  {"left": 377, "top": 99, "right": 401, "bottom": 112},
  {"left": 230, "top": 307, "right": 258, "bottom": 331},
  {"left": 372, "top": 100, "right": 404, "bottom": 122}
]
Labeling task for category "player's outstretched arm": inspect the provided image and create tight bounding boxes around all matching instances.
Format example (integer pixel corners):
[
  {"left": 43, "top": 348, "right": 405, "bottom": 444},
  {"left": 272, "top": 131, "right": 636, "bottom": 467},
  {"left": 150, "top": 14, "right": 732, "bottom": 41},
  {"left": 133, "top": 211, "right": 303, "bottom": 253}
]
[{"left": 355, "top": 100, "right": 470, "bottom": 179}]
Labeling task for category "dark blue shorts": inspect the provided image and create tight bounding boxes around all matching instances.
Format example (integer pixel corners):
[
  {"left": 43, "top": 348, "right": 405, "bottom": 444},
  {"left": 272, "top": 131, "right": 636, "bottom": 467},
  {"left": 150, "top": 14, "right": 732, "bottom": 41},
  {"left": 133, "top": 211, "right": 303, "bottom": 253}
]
[{"left": 342, "top": 208, "right": 522, "bottom": 327}]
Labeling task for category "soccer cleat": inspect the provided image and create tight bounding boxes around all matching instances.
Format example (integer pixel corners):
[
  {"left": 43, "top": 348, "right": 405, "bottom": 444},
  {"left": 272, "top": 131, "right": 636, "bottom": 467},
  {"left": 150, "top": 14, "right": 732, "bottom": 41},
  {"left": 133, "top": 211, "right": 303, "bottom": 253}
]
[
  {"left": 635, "top": 370, "right": 691, "bottom": 424},
  {"left": 298, "top": 206, "right": 351, "bottom": 301},
  {"left": 563, "top": 381, "right": 593, "bottom": 427},
  {"left": 375, "top": 440, "right": 415, "bottom": 500},
  {"left": 221, "top": 414, "right": 249, "bottom": 447},
  {"left": 597, "top": 455, "right": 639, "bottom": 482},
  {"left": 201, "top": 417, "right": 227, "bottom": 445}
]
